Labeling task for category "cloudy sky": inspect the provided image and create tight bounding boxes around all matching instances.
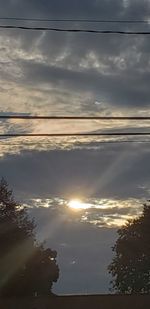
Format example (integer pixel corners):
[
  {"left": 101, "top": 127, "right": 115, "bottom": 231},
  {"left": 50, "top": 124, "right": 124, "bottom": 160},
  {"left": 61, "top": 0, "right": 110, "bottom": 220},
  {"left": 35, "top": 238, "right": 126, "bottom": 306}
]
[{"left": 0, "top": 0, "right": 150, "bottom": 294}]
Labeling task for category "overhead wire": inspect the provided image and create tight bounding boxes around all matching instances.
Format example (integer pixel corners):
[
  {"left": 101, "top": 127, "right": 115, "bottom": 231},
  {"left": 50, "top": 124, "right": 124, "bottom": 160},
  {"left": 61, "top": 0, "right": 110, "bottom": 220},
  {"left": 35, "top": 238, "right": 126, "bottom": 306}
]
[
  {"left": 0, "top": 116, "right": 149, "bottom": 138},
  {"left": 0, "top": 116, "right": 150, "bottom": 120},
  {"left": 0, "top": 21, "right": 149, "bottom": 142},
  {"left": 0, "top": 25, "right": 150, "bottom": 35},
  {"left": 0, "top": 133, "right": 150, "bottom": 137}
]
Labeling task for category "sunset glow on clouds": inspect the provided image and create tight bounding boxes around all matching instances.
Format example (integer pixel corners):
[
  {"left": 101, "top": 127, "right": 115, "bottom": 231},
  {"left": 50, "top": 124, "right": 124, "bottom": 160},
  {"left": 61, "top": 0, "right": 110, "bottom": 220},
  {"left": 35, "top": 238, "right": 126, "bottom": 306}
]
[{"left": 24, "top": 196, "right": 143, "bottom": 228}]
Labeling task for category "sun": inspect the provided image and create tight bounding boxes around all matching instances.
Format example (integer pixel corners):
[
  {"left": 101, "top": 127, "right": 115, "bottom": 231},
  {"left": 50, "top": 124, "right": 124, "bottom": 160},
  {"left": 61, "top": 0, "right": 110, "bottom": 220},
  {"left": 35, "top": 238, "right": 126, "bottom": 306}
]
[
  {"left": 68, "top": 199, "right": 92, "bottom": 210},
  {"left": 68, "top": 199, "right": 84, "bottom": 210}
]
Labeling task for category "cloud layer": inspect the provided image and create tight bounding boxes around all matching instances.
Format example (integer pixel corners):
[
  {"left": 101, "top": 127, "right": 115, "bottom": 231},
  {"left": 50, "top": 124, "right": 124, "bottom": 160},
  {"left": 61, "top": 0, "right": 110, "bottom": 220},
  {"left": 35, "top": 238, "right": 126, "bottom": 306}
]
[{"left": 0, "top": 0, "right": 150, "bottom": 119}]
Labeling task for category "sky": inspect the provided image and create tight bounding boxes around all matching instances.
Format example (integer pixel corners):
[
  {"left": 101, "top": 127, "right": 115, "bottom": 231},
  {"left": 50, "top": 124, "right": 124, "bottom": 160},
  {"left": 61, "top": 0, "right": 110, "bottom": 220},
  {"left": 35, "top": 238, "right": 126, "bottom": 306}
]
[{"left": 0, "top": 0, "right": 150, "bottom": 294}]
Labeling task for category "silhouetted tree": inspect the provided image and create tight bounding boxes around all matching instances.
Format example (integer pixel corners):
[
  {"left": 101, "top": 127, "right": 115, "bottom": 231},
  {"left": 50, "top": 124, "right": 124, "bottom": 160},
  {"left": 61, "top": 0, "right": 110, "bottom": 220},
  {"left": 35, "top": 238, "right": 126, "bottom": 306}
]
[
  {"left": 108, "top": 202, "right": 150, "bottom": 294},
  {"left": 0, "top": 178, "right": 59, "bottom": 297}
]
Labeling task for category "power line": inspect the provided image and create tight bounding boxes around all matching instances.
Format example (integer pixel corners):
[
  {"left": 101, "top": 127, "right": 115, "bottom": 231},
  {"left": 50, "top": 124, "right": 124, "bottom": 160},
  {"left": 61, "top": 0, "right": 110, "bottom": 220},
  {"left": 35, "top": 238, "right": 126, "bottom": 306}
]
[
  {"left": 0, "top": 25, "right": 150, "bottom": 35},
  {"left": 0, "top": 133, "right": 150, "bottom": 137},
  {"left": 0, "top": 17, "right": 150, "bottom": 23},
  {"left": 1, "top": 116, "right": 150, "bottom": 120}
]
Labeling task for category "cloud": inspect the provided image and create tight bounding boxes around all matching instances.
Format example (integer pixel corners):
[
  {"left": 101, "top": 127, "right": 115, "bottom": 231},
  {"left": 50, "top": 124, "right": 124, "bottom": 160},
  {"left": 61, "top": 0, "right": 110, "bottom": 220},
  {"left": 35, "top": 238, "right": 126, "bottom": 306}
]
[
  {"left": 19, "top": 59, "right": 150, "bottom": 109},
  {"left": 1, "top": 0, "right": 149, "bottom": 21},
  {"left": 0, "top": 146, "right": 149, "bottom": 200},
  {"left": 23, "top": 196, "right": 143, "bottom": 228},
  {"left": 0, "top": 0, "right": 150, "bottom": 118}
]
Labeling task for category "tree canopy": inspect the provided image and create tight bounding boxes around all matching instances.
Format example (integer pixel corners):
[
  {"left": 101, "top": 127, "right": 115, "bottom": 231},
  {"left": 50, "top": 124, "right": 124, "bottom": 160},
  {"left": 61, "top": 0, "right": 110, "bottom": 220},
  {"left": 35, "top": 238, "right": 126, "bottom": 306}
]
[
  {"left": 0, "top": 178, "right": 59, "bottom": 297},
  {"left": 108, "top": 203, "right": 150, "bottom": 294}
]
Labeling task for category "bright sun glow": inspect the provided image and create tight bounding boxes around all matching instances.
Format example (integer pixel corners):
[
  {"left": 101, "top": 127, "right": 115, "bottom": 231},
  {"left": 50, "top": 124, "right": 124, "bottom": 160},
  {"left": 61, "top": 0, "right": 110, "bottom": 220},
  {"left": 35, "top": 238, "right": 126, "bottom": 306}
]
[
  {"left": 68, "top": 199, "right": 83, "bottom": 210},
  {"left": 68, "top": 199, "right": 92, "bottom": 210}
]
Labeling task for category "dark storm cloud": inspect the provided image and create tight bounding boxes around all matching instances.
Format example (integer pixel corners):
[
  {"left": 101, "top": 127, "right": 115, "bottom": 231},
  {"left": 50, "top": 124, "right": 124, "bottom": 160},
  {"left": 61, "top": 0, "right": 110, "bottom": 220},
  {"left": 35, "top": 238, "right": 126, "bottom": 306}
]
[{"left": 0, "top": 145, "right": 149, "bottom": 200}]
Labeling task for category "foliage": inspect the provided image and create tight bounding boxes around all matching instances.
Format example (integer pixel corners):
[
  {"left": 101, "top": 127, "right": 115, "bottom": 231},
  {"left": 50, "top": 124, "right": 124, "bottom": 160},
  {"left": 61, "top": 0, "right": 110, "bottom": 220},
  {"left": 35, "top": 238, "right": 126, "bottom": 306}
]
[
  {"left": 108, "top": 203, "right": 150, "bottom": 294},
  {"left": 0, "top": 178, "right": 59, "bottom": 297}
]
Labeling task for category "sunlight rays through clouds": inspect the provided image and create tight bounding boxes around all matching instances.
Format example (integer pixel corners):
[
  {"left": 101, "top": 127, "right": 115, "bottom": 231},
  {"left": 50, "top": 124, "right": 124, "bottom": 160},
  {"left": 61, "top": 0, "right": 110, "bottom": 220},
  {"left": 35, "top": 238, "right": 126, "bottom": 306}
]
[{"left": 24, "top": 197, "right": 143, "bottom": 228}]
